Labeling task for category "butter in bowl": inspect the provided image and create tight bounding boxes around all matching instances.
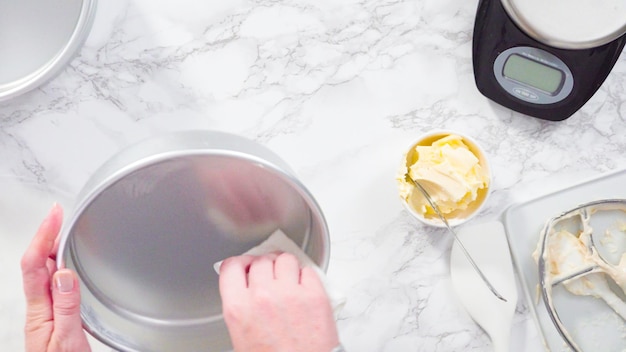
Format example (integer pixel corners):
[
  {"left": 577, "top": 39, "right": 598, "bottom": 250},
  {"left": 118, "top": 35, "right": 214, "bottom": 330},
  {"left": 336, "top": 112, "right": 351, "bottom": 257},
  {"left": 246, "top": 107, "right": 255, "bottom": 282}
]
[{"left": 396, "top": 130, "right": 491, "bottom": 227}]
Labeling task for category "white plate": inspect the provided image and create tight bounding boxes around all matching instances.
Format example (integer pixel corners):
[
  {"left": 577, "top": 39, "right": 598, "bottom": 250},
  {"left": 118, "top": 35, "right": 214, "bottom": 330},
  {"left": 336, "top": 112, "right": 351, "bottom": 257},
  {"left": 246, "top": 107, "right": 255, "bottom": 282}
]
[{"left": 502, "top": 169, "right": 626, "bottom": 351}]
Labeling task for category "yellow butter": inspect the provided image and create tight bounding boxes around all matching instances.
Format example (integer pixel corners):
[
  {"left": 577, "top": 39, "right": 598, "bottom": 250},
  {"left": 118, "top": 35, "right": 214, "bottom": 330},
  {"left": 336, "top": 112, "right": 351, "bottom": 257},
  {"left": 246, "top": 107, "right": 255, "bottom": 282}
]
[{"left": 398, "top": 134, "right": 489, "bottom": 217}]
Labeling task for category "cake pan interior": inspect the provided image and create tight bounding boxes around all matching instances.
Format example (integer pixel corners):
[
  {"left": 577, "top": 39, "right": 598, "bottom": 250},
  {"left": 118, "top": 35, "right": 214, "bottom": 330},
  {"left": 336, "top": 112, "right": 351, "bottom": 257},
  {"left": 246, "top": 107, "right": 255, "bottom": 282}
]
[{"left": 61, "top": 152, "right": 328, "bottom": 351}]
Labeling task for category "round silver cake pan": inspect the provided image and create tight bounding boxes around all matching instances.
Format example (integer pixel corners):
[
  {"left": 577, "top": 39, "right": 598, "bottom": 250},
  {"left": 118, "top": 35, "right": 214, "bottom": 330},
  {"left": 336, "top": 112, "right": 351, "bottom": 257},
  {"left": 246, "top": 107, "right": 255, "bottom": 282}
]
[
  {"left": 57, "top": 130, "right": 330, "bottom": 352},
  {"left": 0, "top": 0, "right": 97, "bottom": 101}
]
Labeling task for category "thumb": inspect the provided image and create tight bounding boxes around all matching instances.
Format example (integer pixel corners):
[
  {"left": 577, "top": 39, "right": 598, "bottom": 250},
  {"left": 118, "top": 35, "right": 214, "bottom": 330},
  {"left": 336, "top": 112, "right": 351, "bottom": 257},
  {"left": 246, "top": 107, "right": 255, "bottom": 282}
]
[{"left": 51, "top": 269, "right": 88, "bottom": 344}]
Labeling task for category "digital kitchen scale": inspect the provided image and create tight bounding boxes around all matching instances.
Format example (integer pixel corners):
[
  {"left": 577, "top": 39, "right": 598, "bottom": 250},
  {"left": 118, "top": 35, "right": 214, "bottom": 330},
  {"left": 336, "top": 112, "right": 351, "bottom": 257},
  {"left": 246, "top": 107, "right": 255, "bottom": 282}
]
[{"left": 473, "top": 0, "right": 626, "bottom": 121}]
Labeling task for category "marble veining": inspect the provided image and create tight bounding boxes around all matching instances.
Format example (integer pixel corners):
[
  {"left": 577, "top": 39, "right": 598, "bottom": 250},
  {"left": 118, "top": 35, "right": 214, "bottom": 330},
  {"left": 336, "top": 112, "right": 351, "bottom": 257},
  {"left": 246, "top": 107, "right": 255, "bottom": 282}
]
[{"left": 1, "top": 0, "right": 625, "bottom": 351}]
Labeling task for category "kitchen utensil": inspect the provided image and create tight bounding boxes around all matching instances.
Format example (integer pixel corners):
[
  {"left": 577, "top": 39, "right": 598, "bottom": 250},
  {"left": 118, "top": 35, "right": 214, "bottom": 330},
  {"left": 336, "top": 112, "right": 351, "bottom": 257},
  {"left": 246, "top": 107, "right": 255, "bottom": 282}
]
[
  {"left": 0, "top": 0, "right": 97, "bottom": 100},
  {"left": 536, "top": 199, "right": 626, "bottom": 352},
  {"left": 450, "top": 221, "right": 518, "bottom": 352},
  {"left": 411, "top": 179, "right": 507, "bottom": 302},
  {"left": 503, "top": 169, "right": 626, "bottom": 351},
  {"left": 57, "top": 130, "right": 330, "bottom": 352},
  {"left": 473, "top": 0, "right": 626, "bottom": 121}
]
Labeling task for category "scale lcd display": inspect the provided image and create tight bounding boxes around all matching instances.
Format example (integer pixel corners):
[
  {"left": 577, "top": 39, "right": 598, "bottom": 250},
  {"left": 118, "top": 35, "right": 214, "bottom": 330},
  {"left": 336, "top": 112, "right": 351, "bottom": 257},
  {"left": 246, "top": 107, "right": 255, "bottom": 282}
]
[{"left": 503, "top": 54, "right": 564, "bottom": 94}]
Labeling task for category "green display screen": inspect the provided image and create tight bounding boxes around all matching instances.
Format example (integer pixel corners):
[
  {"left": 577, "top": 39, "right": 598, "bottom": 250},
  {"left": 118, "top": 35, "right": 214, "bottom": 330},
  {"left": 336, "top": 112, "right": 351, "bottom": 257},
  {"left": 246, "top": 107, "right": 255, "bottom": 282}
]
[{"left": 503, "top": 54, "right": 564, "bottom": 94}]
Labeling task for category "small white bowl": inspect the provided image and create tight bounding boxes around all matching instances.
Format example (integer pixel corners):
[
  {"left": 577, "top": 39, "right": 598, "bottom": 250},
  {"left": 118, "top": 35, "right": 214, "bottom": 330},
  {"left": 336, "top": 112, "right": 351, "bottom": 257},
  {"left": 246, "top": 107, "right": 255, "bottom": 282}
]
[{"left": 397, "top": 130, "right": 492, "bottom": 227}]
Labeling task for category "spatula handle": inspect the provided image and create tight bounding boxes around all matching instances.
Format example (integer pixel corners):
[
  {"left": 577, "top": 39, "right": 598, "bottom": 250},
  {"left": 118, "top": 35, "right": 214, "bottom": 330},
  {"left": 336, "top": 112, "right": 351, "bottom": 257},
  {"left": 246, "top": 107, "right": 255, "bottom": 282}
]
[{"left": 411, "top": 179, "right": 507, "bottom": 302}]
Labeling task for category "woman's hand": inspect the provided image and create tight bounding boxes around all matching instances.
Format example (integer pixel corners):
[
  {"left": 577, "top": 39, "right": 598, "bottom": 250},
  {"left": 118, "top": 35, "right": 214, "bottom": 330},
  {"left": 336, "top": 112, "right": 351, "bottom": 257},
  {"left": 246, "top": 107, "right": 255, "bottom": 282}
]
[
  {"left": 219, "top": 253, "right": 339, "bottom": 352},
  {"left": 21, "top": 204, "right": 91, "bottom": 352}
]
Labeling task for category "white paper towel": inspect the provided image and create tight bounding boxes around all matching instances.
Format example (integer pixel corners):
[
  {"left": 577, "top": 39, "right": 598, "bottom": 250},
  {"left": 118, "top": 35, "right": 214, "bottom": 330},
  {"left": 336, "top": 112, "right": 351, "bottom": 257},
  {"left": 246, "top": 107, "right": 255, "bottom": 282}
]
[{"left": 214, "top": 229, "right": 346, "bottom": 314}]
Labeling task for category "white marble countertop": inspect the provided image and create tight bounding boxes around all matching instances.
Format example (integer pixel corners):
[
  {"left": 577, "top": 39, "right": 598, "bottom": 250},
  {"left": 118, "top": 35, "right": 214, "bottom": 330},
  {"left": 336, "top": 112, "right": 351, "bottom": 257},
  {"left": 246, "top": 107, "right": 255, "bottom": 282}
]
[{"left": 1, "top": 0, "right": 625, "bottom": 351}]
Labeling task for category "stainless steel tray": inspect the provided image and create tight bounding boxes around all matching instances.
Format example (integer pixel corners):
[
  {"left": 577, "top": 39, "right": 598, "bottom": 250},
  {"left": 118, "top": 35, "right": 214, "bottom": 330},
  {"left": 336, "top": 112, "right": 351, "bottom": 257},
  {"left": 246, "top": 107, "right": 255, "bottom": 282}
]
[{"left": 502, "top": 169, "right": 626, "bottom": 351}]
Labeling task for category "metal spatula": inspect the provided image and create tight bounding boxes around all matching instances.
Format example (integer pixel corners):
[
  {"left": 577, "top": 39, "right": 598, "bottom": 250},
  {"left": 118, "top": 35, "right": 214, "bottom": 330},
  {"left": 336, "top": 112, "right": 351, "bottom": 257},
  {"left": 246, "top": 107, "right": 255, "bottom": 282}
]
[{"left": 409, "top": 178, "right": 507, "bottom": 302}]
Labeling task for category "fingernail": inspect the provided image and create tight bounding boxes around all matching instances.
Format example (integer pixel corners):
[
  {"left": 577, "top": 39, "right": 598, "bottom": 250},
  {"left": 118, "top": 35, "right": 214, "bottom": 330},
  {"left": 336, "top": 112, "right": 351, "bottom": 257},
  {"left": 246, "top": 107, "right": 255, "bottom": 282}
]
[
  {"left": 43, "top": 202, "right": 62, "bottom": 225},
  {"left": 55, "top": 270, "right": 74, "bottom": 293}
]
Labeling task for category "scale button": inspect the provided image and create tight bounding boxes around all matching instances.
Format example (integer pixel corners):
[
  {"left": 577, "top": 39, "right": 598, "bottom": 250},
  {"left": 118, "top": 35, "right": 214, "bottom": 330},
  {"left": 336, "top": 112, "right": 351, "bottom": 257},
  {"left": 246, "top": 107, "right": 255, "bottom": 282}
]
[{"left": 513, "top": 87, "right": 538, "bottom": 100}]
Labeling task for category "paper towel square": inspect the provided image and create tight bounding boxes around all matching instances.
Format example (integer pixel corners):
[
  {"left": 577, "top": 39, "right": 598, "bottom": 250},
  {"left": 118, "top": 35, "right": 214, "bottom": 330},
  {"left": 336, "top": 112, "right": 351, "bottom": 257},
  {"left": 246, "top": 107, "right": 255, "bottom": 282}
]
[{"left": 214, "top": 229, "right": 346, "bottom": 314}]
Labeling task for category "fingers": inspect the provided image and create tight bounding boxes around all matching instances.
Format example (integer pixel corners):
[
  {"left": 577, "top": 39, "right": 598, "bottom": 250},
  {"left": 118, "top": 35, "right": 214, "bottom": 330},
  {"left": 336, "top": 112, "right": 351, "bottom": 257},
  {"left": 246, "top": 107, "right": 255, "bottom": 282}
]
[
  {"left": 247, "top": 256, "right": 275, "bottom": 287},
  {"left": 49, "top": 269, "right": 92, "bottom": 351},
  {"left": 21, "top": 203, "right": 63, "bottom": 313},
  {"left": 246, "top": 253, "right": 300, "bottom": 287},
  {"left": 300, "top": 266, "right": 326, "bottom": 292},
  {"left": 50, "top": 270, "right": 83, "bottom": 339},
  {"left": 219, "top": 253, "right": 303, "bottom": 292},
  {"left": 219, "top": 255, "right": 255, "bottom": 300},
  {"left": 273, "top": 253, "right": 301, "bottom": 283}
]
